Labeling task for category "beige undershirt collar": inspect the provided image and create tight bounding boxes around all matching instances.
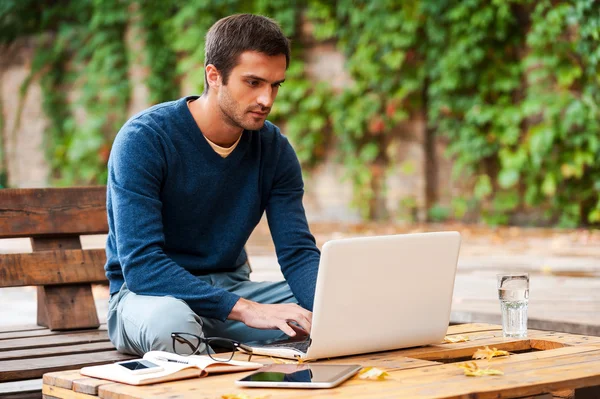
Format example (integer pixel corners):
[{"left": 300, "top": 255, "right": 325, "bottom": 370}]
[
  {"left": 187, "top": 99, "right": 242, "bottom": 158},
  {"left": 203, "top": 133, "right": 242, "bottom": 158}
]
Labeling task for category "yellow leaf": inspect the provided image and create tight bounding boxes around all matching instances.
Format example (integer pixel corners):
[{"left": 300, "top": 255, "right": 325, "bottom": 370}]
[
  {"left": 222, "top": 394, "right": 268, "bottom": 399},
  {"left": 357, "top": 367, "right": 389, "bottom": 380},
  {"left": 270, "top": 357, "right": 299, "bottom": 364},
  {"left": 443, "top": 335, "right": 470, "bottom": 343},
  {"left": 458, "top": 362, "right": 504, "bottom": 377},
  {"left": 541, "top": 265, "right": 552, "bottom": 275},
  {"left": 472, "top": 346, "right": 510, "bottom": 361}
]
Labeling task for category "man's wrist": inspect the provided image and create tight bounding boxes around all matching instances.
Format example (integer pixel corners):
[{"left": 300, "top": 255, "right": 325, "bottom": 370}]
[{"left": 228, "top": 297, "right": 252, "bottom": 322}]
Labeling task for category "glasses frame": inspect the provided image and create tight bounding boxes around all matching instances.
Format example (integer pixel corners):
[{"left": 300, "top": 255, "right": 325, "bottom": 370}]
[{"left": 171, "top": 332, "right": 254, "bottom": 362}]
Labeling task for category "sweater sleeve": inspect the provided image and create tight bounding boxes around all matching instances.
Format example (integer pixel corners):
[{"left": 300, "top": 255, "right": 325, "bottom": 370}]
[
  {"left": 107, "top": 120, "right": 240, "bottom": 321},
  {"left": 265, "top": 136, "right": 320, "bottom": 311}
]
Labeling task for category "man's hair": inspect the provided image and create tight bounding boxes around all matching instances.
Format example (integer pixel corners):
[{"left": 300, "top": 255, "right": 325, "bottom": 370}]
[{"left": 204, "top": 14, "right": 291, "bottom": 93}]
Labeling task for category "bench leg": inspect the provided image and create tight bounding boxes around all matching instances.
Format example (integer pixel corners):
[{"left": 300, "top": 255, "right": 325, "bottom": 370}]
[
  {"left": 32, "top": 237, "right": 101, "bottom": 330},
  {"left": 574, "top": 386, "right": 600, "bottom": 399},
  {"left": 37, "top": 284, "right": 100, "bottom": 330}
]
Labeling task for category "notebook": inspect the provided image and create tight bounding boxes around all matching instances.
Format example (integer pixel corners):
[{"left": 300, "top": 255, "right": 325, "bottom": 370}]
[
  {"left": 247, "top": 231, "right": 461, "bottom": 360},
  {"left": 80, "top": 351, "right": 262, "bottom": 385}
]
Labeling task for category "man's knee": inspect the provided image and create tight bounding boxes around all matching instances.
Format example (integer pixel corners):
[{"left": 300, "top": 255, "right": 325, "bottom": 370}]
[{"left": 144, "top": 296, "right": 204, "bottom": 351}]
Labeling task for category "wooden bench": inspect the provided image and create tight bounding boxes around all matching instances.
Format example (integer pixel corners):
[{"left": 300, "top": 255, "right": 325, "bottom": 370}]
[{"left": 0, "top": 187, "right": 134, "bottom": 398}]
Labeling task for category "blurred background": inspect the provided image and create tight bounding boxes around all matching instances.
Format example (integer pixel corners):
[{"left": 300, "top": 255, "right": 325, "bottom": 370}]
[
  {"left": 1, "top": 0, "right": 599, "bottom": 226},
  {"left": 0, "top": 1, "right": 599, "bottom": 331}
]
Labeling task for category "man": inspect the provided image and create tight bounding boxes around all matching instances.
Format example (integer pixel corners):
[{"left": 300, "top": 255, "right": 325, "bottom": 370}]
[{"left": 105, "top": 14, "right": 320, "bottom": 356}]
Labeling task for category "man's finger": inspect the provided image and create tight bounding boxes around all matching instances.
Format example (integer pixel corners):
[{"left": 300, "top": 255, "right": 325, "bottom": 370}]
[
  {"left": 288, "top": 321, "right": 309, "bottom": 337},
  {"left": 289, "top": 315, "right": 311, "bottom": 334},
  {"left": 286, "top": 304, "right": 312, "bottom": 324},
  {"left": 279, "top": 321, "right": 297, "bottom": 337}
]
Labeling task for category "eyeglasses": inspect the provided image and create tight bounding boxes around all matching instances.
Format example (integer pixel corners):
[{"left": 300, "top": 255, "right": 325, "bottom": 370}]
[{"left": 171, "top": 332, "right": 254, "bottom": 362}]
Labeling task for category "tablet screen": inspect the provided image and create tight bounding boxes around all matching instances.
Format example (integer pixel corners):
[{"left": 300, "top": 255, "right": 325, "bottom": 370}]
[{"left": 237, "top": 364, "right": 362, "bottom": 387}]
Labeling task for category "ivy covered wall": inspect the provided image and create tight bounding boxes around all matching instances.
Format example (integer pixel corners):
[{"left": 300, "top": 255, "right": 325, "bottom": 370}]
[{"left": 0, "top": 0, "right": 598, "bottom": 226}]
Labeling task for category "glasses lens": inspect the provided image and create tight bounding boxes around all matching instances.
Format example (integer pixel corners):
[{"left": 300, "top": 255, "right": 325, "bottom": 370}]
[
  {"left": 207, "top": 338, "right": 236, "bottom": 362},
  {"left": 172, "top": 333, "right": 204, "bottom": 356}
]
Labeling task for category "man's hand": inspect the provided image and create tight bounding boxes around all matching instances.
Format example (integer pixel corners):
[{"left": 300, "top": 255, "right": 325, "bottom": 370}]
[{"left": 228, "top": 298, "right": 312, "bottom": 337}]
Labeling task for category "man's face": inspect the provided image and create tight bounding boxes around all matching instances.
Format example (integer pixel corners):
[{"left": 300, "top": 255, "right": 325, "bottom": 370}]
[{"left": 216, "top": 51, "right": 286, "bottom": 131}]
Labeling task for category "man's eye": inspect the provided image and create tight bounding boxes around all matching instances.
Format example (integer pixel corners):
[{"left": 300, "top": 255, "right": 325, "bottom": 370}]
[
  {"left": 274, "top": 83, "right": 283, "bottom": 88},
  {"left": 248, "top": 80, "right": 259, "bottom": 87}
]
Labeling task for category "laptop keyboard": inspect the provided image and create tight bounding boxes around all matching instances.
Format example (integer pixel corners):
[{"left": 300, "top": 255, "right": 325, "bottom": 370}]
[{"left": 256, "top": 336, "right": 311, "bottom": 353}]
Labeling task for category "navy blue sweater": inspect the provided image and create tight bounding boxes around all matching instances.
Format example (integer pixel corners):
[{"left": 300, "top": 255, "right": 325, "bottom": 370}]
[{"left": 105, "top": 96, "right": 320, "bottom": 321}]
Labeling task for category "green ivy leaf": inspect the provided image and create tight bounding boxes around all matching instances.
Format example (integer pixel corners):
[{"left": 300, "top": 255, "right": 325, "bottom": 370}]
[
  {"left": 474, "top": 175, "right": 493, "bottom": 200},
  {"left": 498, "top": 169, "right": 520, "bottom": 189},
  {"left": 542, "top": 174, "right": 557, "bottom": 197}
]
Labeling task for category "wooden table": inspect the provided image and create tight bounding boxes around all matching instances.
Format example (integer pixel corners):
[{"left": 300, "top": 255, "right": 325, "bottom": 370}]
[{"left": 42, "top": 323, "right": 600, "bottom": 399}]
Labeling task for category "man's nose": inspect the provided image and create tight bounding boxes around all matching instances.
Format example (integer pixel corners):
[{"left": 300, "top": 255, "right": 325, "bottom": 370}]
[{"left": 257, "top": 87, "right": 275, "bottom": 109}]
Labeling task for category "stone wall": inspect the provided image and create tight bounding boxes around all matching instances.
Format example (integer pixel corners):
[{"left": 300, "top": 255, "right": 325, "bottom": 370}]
[
  {"left": 1, "top": 42, "right": 49, "bottom": 188},
  {"left": 0, "top": 36, "right": 459, "bottom": 222}
]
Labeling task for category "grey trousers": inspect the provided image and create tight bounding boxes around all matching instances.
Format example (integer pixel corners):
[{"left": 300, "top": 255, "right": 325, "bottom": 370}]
[{"left": 107, "top": 263, "right": 295, "bottom": 356}]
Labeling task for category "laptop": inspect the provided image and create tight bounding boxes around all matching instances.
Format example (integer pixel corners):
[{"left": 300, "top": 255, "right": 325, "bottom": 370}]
[{"left": 247, "top": 231, "right": 461, "bottom": 360}]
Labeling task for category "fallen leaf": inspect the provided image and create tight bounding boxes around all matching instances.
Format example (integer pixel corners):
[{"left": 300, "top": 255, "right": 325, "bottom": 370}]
[
  {"left": 458, "top": 362, "right": 504, "bottom": 377},
  {"left": 357, "top": 367, "right": 389, "bottom": 380},
  {"left": 472, "top": 346, "right": 510, "bottom": 361},
  {"left": 270, "top": 357, "right": 306, "bottom": 364},
  {"left": 443, "top": 335, "right": 470, "bottom": 343},
  {"left": 222, "top": 394, "right": 268, "bottom": 399}
]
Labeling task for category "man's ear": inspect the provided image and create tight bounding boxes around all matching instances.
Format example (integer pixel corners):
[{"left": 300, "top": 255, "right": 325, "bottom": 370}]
[{"left": 205, "top": 64, "right": 221, "bottom": 90}]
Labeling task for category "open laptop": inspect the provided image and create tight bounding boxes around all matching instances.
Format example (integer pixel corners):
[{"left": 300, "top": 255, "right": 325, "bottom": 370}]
[{"left": 247, "top": 231, "right": 461, "bottom": 360}]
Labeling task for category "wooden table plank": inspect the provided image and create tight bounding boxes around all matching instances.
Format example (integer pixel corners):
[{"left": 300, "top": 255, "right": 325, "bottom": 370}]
[
  {"left": 43, "top": 372, "right": 122, "bottom": 397},
  {"left": 445, "top": 323, "right": 502, "bottom": 335},
  {"left": 528, "top": 330, "right": 600, "bottom": 348},
  {"left": 376, "top": 350, "right": 600, "bottom": 399},
  {"left": 43, "top": 383, "right": 100, "bottom": 399},
  {"left": 72, "top": 378, "right": 118, "bottom": 396},
  {"left": 43, "top": 370, "right": 89, "bottom": 389}
]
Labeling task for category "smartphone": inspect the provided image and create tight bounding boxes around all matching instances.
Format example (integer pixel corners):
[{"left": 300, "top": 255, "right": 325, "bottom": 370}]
[
  {"left": 115, "top": 359, "right": 163, "bottom": 375},
  {"left": 235, "top": 364, "right": 362, "bottom": 389}
]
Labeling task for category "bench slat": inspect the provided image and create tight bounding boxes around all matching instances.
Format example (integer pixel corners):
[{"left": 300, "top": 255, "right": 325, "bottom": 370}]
[
  {"left": 0, "top": 187, "right": 107, "bottom": 238},
  {"left": 0, "top": 379, "right": 42, "bottom": 398},
  {"left": 0, "top": 325, "right": 46, "bottom": 334},
  {"left": 0, "top": 351, "right": 133, "bottom": 383},
  {"left": 0, "top": 342, "right": 117, "bottom": 362},
  {"left": 0, "top": 325, "right": 107, "bottom": 341},
  {"left": 0, "top": 331, "right": 109, "bottom": 352},
  {"left": 0, "top": 249, "right": 107, "bottom": 287}
]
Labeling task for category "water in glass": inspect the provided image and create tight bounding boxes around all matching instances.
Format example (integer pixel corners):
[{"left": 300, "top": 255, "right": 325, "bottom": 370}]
[
  {"left": 498, "top": 287, "right": 529, "bottom": 337},
  {"left": 497, "top": 273, "right": 529, "bottom": 338}
]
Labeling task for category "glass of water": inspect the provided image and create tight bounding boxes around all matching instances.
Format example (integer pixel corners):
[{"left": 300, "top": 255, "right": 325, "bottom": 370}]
[{"left": 497, "top": 273, "right": 529, "bottom": 338}]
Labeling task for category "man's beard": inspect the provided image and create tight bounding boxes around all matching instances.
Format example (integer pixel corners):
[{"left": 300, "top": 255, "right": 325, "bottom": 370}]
[
  {"left": 218, "top": 86, "right": 270, "bottom": 130},
  {"left": 218, "top": 86, "right": 268, "bottom": 131}
]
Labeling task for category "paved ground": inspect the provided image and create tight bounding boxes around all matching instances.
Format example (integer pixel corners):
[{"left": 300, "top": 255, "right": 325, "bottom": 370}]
[{"left": 1, "top": 220, "right": 599, "bottom": 335}]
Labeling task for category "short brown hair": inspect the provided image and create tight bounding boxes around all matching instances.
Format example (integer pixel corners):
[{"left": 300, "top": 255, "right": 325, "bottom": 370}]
[{"left": 204, "top": 14, "right": 291, "bottom": 93}]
